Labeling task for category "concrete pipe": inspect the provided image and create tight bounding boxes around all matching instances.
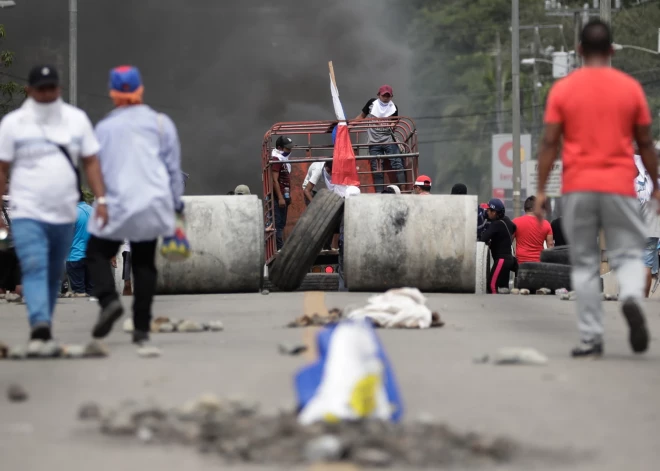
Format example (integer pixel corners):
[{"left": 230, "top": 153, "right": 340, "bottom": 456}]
[
  {"left": 343, "top": 195, "right": 477, "bottom": 292},
  {"left": 113, "top": 195, "right": 264, "bottom": 294}
]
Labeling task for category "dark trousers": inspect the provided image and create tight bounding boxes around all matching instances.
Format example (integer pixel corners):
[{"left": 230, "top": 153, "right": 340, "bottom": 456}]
[
  {"left": 66, "top": 259, "right": 93, "bottom": 295},
  {"left": 274, "top": 203, "right": 288, "bottom": 250},
  {"left": 86, "top": 236, "right": 157, "bottom": 333},
  {"left": 487, "top": 255, "right": 514, "bottom": 294},
  {"left": 0, "top": 247, "right": 21, "bottom": 291},
  {"left": 369, "top": 144, "right": 405, "bottom": 191}
]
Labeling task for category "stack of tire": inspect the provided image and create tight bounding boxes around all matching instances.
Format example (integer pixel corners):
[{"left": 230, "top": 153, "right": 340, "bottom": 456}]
[
  {"left": 268, "top": 190, "right": 344, "bottom": 291},
  {"left": 516, "top": 246, "right": 572, "bottom": 293}
]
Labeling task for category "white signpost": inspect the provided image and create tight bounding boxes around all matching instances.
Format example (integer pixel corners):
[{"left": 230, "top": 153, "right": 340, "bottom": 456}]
[
  {"left": 526, "top": 159, "right": 563, "bottom": 197},
  {"left": 491, "top": 134, "right": 531, "bottom": 192}
]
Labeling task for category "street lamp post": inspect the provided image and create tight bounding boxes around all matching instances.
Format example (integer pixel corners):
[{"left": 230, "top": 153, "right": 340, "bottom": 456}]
[
  {"left": 512, "top": 0, "right": 522, "bottom": 217},
  {"left": 69, "top": 0, "right": 77, "bottom": 107}
]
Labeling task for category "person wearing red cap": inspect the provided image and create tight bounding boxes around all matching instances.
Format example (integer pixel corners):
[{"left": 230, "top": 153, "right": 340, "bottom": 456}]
[
  {"left": 413, "top": 175, "right": 432, "bottom": 195},
  {"left": 355, "top": 85, "right": 405, "bottom": 192},
  {"left": 85, "top": 65, "right": 187, "bottom": 347}
]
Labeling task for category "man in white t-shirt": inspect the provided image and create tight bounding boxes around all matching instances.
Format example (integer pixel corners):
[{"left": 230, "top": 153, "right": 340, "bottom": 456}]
[
  {"left": 0, "top": 65, "right": 107, "bottom": 342},
  {"left": 634, "top": 153, "right": 660, "bottom": 297},
  {"left": 302, "top": 161, "right": 332, "bottom": 205}
]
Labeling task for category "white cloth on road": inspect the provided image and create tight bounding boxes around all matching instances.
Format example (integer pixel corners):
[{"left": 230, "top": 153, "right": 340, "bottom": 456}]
[
  {"left": 88, "top": 105, "right": 184, "bottom": 241},
  {"left": 347, "top": 287, "right": 433, "bottom": 329}
]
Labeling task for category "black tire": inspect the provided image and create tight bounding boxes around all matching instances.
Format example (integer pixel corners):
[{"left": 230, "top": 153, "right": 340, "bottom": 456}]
[
  {"left": 516, "top": 262, "right": 572, "bottom": 292},
  {"left": 264, "top": 273, "right": 339, "bottom": 292},
  {"left": 269, "top": 189, "right": 344, "bottom": 291},
  {"left": 540, "top": 246, "right": 571, "bottom": 265}
]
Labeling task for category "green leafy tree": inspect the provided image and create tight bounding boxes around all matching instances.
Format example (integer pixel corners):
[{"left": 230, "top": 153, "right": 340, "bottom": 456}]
[{"left": 0, "top": 24, "right": 24, "bottom": 116}]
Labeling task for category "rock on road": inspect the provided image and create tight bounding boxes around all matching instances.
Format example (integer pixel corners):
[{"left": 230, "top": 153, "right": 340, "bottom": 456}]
[{"left": 0, "top": 292, "right": 659, "bottom": 471}]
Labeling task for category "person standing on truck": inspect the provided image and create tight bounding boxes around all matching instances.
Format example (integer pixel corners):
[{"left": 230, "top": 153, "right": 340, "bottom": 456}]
[
  {"left": 512, "top": 195, "right": 553, "bottom": 263},
  {"left": 354, "top": 85, "right": 405, "bottom": 192},
  {"left": 271, "top": 135, "right": 294, "bottom": 250},
  {"left": 534, "top": 19, "right": 657, "bottom": 357},
  {"left": 633, "top": 152, "right": 660, "bottom": 297},
  {"left": 480, "top": 198, "right": 516, "bottom": 294},
  {"left": 412, "top": 175, "right": 432, "bottom": 195},
  {"left": 302, "top": 161, "right": 332, "bottom": 205}
]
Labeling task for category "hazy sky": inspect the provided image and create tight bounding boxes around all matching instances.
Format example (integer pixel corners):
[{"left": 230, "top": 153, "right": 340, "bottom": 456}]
[{"left": 1, "top": 0, "right": 415, "bottom": 194}]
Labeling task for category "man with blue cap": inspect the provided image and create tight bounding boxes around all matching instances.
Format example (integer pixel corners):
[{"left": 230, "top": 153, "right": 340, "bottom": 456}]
[{"left": 86, "top": 65, "right": 188, "bottom": 347}]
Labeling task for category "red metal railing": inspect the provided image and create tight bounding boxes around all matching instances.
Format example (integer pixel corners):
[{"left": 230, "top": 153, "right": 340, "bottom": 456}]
[{"left": 261, "top": 117, "right": 419, "bottom": 265}]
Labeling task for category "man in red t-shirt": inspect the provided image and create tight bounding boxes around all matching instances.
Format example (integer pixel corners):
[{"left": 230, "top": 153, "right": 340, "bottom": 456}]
[
  {"left": 513, "top": 196, "right": 553, "bottom": 263},
  {"left": 534, "top": 19, "right": 659, "bottom": 358}
]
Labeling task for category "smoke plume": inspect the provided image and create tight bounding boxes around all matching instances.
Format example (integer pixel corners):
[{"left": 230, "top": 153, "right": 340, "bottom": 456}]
[{"left": 3, "top": 0, "right": 412, "bottom": 194}]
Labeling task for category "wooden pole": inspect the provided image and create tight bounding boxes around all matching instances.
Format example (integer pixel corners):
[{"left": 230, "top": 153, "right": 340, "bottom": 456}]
[{"left": 328, "top": 61, "right": 337, "bottom": 88}]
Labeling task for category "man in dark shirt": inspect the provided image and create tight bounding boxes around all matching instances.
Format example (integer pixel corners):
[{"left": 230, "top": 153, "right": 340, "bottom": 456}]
[
  {"left": 355, "top": 85, "right": 405, "bottom": 191},
  {"left": 271, "top": 135, "right": 293, "bottom": 250},
  {"left": 551, "top": 216, "right": 567, "bottom": 246}
]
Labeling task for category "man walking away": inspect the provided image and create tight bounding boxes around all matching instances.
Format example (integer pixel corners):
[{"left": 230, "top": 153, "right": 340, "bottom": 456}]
[
  {"left": 271, "top": 136, "right": 293, "bottom": 250},
  {"left": 513, "top": 196, "right": 553, "bottom": 263},
  {"left": 355, "top": 85, "right": 405, "bottom": 191},
  {"left": 86, "top": 65, "right": 185, "bottom": 346},
  {"left": 451, "top": 183, "right": 467, "bottom": 195},
  {"left": 0, "top": 65, "right": 107, "bottom": 342},
  {"left": 412, "top": 175, "right": 432, "bottom": 195},
  {"left": 66, "top": 200, "right": 94, "bottom": 297},
  {"left": 633, "top": 153, "right": 660, "bottom": 297},
  {"left": 535, "top": 20, "right": 658, "bottom": 358}
]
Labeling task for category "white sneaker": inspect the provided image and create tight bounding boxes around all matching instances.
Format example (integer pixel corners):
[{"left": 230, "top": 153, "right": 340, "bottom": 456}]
[{"left": 89, "top": 297, "right": 98, "bottom": 302}]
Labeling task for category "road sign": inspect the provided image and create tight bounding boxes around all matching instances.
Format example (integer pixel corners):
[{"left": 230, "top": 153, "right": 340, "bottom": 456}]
[
  {"left": 526, "top": 159, "right": 562, "bottom": 197},
  {"left": 491, "top": 134, "right": 531, "bottom": 190}
]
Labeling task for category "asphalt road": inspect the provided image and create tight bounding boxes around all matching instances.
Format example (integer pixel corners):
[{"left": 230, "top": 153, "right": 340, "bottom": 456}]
[{"left": 1, "top": 292, "right": 659, "bottom": 471}]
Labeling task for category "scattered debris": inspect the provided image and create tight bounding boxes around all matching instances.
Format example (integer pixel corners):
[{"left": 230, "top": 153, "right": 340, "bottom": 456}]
[
  {"left": 0, "top": 341, "right": 8, "bottom": 359},
  {"left": 80, "top": 396, "right": 520, "bottom": 467},
  {"left": 84, "top": 340, "right": 109, "bottom": 358},
  {"left": 207, "top": 320, "right": 224, "bottom": 332},
  {"left": 519, "top": 289, "right": 531, "bottom": 296},
  {"left": 603, "top": 293, "right": 618, "bottom": 301},
  {"left": 78, "top": 402, "right": 102, "bottom": 420},
  {"left": 62, "top": 345, "right": 85, "bottom": 358},
  {"left": 560, "top": 291, "right": 578, "bottom": 301},
  {"left": 288, "top": 309, "right": 343, "bottom": 328},
  {"left": 8, "top": 345, "right": 25, "bottom": 359},
  {"left": 123, "top": 318, "right": 135, "bottom": 333},
  {"left": 7, "top": 383, "right": 28, "bottom": 402},
  {"left": 262, "top": 289, "right": 270, "bottom": 295},
  {"left": 510, "top": 288, "right": 520, "bottom": 295},
  {"left": 278, "top": 343, "right": 308, "bottom": 356},
  {"left": 535, "top": 288, "right": 552, "bottom": 295},
  {"left": 497, "top": 288, "right": 510, "bottom": 294},
  {"left": 39, "top": 340, "right": 62, "bottom": 358},
  {"left": 137, "top": 346, "right": 162, "bottom": 358},
  {"left": 555, "top": 288, "right": 569, "bottom": 296},
  {"left": 493, "top": 348, "right": 548, "bottom": 366},
  {"left": 5, "top": 292, "right": 22, "bottom": 303},
  {"left": 125, "top": 317, "right": 223, "bottom": 334}
]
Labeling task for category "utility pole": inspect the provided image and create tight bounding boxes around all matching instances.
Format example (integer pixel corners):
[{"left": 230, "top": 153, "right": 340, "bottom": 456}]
[
  {"left": 531, "top": 60, "right": 539, "bottom": 156},
  {"left": 495, "top": 32, "right": 504, "bottom": 134},
  {"left": 69, "top": 0, "right": 77, "bottom": 107},
  {"left": 573, "top": 11, "right": 581, "bottom": 68},
  {"left": 512, "top": 0, "right": 522, "bottom": 216},
  {"left": 600, "top": 0, "right": 611, "bottom": 66}
]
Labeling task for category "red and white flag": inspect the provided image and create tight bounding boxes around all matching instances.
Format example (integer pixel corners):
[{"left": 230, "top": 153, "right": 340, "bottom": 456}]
[{"left": 329, "top": 67, "right": 360, "bottom": 191}]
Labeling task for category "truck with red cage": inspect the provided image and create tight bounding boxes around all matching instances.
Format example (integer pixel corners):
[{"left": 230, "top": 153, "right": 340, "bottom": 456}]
[{"left": 261, "top": 116, "right": 419, "bottom": 279}]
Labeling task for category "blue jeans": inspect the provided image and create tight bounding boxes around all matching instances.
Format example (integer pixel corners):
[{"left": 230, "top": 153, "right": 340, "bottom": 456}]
[
  {"left": 369, "top": 144, "right": 405, "bottom": 191},
  {"left": 12, "top": 219, "right": 74, "bottom": 328},
  {"left": 274, "top": 203, "right": 288, "bottom": 250}
]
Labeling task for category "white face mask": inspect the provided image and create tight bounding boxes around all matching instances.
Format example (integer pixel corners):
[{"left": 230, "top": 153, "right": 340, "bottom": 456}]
[
  {"left": 378, "top": 99, "right": 389, "bottom": 107},
  {"left": 29, "top": 97, "right": 63, "bottom": 124}
]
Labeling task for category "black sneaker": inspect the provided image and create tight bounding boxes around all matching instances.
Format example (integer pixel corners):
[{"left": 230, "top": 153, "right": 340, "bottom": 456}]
[
  {"left": 30, "top": 323, "right": 52, "bottom": 341},
  {"left": 622, "top": 299, "right": 649, "bottom": 354},
  {"left": 132, "top": 330, "right": 150, "bottom": 345},
  {"left": 92, "top": 299, "right": 124, "bottom": 339},
  {"left": 571, "top": 341, "right": 604, "bottom": 358}
]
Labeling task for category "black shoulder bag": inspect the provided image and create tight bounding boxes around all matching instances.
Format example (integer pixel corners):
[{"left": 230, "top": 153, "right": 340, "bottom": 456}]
[{"left": 52, "top": 142, "right": 83, "bottom": 202}]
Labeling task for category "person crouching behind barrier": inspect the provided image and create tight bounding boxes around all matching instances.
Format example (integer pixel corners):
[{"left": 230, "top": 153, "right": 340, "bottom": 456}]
[
  {"left": 480, "top": 198, "right": 517, "bottom": 294},
  {"left": 86, "top": 65, "right": 186, "bottom": 346}
]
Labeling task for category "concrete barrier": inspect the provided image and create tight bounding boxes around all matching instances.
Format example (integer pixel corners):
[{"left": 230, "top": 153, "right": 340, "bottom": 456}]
[
  {"left": 114, "top": 195, "right": 264, "bottom": 294},
  {"left": 343, "top": 195, "right": 478, "bottom": 292}
]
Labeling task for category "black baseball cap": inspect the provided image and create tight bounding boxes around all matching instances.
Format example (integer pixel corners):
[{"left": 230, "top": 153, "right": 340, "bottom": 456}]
[{"left": 28, "top": 65, "right": 59, "bottom": 88}]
